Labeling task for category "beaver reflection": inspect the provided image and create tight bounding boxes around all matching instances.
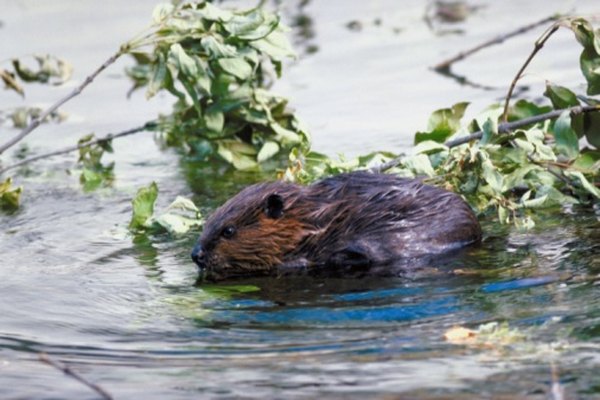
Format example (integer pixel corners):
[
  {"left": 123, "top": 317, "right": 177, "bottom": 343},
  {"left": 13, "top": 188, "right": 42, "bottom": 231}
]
[{"left": 191, "top": 171, "right": 481, "bottom": 281}]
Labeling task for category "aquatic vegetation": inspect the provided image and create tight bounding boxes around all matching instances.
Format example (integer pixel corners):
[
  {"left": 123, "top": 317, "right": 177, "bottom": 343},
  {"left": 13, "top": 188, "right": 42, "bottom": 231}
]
[
  {"left": 0, "top": 3, "right": 597, "bottom": 231},
  {"left": 283, "top": 18, "right": 600, "bottom": 227},
  {"left": 125, "top": 2, "right": 309, "bottom": 169},
  {"left": 129, "top": 181, "right": 203, "bottom": 235}
]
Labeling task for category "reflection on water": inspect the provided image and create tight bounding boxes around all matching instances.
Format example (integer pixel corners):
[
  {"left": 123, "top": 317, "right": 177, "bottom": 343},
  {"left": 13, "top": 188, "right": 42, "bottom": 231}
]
[{"left": 1, "top": 0, "right": 600, "bottom": 399}]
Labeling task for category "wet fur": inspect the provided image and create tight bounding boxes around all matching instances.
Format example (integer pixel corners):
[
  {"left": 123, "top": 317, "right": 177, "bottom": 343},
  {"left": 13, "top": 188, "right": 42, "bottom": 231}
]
[{"left": 194, "top": 171, "right": 481, "bottom": 280}]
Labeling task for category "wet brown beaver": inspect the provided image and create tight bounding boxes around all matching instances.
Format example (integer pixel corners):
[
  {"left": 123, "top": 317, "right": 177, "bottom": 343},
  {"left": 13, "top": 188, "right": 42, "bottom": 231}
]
[{"left": 191, "top": 171, "right": 481, "bottom": 281}]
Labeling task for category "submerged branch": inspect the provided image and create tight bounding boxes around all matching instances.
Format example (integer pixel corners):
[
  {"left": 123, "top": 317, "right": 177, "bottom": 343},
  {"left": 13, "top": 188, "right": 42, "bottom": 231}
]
[
  {"left": 433, "top": 15, "right": 559, "bottom": 71},
  {"left": 39, "top": 353, "right": 114, "bottom": 400},
  {"left": 0, "top": 122, "right": 155, "bottom": 175},
  {"left": 0, "top": 50, "right": 124, "bottom": 156}
]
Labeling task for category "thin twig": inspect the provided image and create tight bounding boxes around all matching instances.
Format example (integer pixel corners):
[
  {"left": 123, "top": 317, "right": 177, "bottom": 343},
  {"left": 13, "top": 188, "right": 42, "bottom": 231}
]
[
  {"left": 39, "top": 353, "right": 114, "bottom": 400},
  {"left": 501, "top": 23, "right": 561, "bottom": 123},
  {"left": 374, "top": 104, "right": 600, "bottom": 173},
  {"left": 433, "top": 15, "right": 560, "bottom": 71},
  {"left": 0, "top": 122, "right": 156, "bottom": 175},
  {"left": 0, "top": 50, "right": 124, "bottom": 156}
]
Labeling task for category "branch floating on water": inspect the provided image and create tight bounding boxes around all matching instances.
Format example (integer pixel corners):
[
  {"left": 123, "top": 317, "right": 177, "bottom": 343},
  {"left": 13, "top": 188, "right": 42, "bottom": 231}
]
[
  {"left": 433, "top": 15, "right": 560, "bottom": 71},
  {"left": 0, "top": 121, "right": 156, "bottom": 175},
  {"left": 39, "top": 353, "right": 114, "bottom": 400}
]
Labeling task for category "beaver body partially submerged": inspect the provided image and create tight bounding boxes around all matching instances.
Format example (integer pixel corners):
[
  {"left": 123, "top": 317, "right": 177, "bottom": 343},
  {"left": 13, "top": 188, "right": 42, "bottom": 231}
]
[{"left": 192, "top": 171, "right": 481, "bottom": 281}]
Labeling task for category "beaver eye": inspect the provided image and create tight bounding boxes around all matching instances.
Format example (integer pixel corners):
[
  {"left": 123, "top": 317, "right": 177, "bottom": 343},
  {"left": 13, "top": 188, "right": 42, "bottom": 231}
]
[{"left": 221, "top": 226, "right": 236, "bottom": 239}]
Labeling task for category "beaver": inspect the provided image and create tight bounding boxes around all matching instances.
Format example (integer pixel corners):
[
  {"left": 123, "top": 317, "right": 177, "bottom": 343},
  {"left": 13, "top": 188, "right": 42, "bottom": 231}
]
[{"left": 191, "top": 171, "right": 481, "bottom": 281}]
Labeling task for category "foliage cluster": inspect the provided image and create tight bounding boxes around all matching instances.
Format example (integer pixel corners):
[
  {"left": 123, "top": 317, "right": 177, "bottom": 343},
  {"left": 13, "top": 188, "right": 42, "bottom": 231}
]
[
  {"left": 282, "top": 18, "right": 600, "bottom": 228},
  {"left": 126, "top": 1, "right": 309, "bottom": 170}
]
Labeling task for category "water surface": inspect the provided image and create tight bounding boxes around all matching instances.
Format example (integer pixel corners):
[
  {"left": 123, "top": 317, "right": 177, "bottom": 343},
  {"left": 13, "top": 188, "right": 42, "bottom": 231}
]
[{"left": 1, "top": 1, "right": 600, "bottom": 398}]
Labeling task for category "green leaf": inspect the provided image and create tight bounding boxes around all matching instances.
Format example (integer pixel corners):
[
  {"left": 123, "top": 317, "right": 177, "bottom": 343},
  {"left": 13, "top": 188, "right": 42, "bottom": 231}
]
[
  {"left": 196, "top": 2, "right": 233, "bottom": 22},
  {"left": 146, "top": 53, "right": 167, "bottom": 99},
  {"left": 217, "top": 58, "right": 253, "bottom": 80},
  {"left": 129, "top": 182, "right": 159, "bottom": 231},
  {"left": 570, "top": 18, "right": 595, "bottom": 48},
  {"left": 404, "top": 154, "right": 434, "bottom": 177},
  {"left": 152, "top": 3, "right": 174, "bottom": 24},
  {"left": 217, "top": 140, "right": 258, "bottom": 170},
  {"left": 251, "top": 30, "right": 296, "bottom": 62},
  {"left": 580, "top": 48, "right": 600, "bottom": 95},
  {"left": 168, "top": 44, "right": 198, "bottom": 79},
  {"left": 508, "top": 99, "right": 552, "bottom": 121},
  {"left": 482, "top": 159, "right": 504, "bottom": 193},
  {"left": 257, "top": 141, "right": 280, "bottom": 162},
  {"left": 544, "top": 83, "right": 579, "bottom": 109},
  {"left": 415, "top": 102, "right": 468, "bottom": 144},
  {"left": 204, "top": 107, "right": 225, "bottom": 135},
  {"left": 480, "top": 117, "right": 497, "bottom": 145},
  {"left": 413, "top": 140, "right": 448, "bottom": 155},
  {"left": 565, "top": 171, "right": 600, "bottom": 199},
  {"left": 223, "top": 9, "right": 279, "bottom": 40},
  {"left": 201, "top": 36, "right": 237, "bottom": 58},
  {"left": 572, "top": 150, "right": 600, "bottom": 172},
  {"left": 552, "top": 111, "right": 579, "bottom": 159},
  {"left": 0, "top": 178, "right": 22, "bottom": 210}
]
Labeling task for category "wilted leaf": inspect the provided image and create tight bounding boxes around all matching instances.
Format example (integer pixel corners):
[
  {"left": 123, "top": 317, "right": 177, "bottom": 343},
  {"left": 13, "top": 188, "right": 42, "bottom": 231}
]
[
  {"left": 0, "top": 178, "right": 23, "bottom": 210},
  {"left": 0, "top": 69, "right": 24, "bottom": 96}
]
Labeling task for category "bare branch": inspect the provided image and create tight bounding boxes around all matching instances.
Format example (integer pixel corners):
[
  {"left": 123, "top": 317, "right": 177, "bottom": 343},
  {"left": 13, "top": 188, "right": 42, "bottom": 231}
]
[
  {"left": 0, "top": 51, "right": 123, "bottom": 155},
  {"left": 374, "top": 104, "right": 600, "bottom": 173},
  {"left": 39, "top": 353, "right": 114, "bottom": 400},
  {"left": 501, "top": 23, "right": 561, "bottom": 123},
  {"left": 433, "top": 15, "right": 560, "bottom": 71},
  {"left": 0, "top": 122, "right": 155, "bottom": 175}
]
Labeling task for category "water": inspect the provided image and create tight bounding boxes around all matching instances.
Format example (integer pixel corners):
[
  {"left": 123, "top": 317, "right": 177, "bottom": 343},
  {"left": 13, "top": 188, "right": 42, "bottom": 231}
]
[{"left": 1, "top": 0, "right": 600, "bottom": 398}]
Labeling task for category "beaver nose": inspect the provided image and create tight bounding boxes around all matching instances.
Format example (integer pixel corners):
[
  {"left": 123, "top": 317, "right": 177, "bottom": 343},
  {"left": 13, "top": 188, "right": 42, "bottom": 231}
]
[{"left": 191, "top": 243, "right": 206, "bottom": 267}]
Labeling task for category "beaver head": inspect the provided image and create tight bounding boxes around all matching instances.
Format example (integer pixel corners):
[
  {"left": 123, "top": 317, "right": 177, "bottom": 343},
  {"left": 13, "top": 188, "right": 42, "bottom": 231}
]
[{"left": 191, "top": 181, "right": 314, "bottom": 280}]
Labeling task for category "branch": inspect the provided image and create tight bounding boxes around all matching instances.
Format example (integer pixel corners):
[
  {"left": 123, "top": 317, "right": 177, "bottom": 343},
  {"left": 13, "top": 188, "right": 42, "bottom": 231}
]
[
  {"left": 0, "top": 122, "right": 156, "bottom": 175},
  {"left": 374, "top": 105, "right": 600, "bottom": 173},
  {"left": 433, "top": 15, "right": 559, "bottom": 71},
  {"left": 445, "top": 104, "right": 600, "bottom": 148},
  {"left": 501, "top": 23, "right": 561, "bottom": 123},
  {"left": 39, "top": 353, "right": 114, "bottom": 400},
  {"left": 0, "top": 50, "right": 123, "bottom": 155}
]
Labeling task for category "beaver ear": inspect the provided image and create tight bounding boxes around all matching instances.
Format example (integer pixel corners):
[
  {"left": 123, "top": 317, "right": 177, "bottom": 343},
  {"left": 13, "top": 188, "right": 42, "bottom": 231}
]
[{"left": 265, "top": 194, "right": 284, "bottom": 219}]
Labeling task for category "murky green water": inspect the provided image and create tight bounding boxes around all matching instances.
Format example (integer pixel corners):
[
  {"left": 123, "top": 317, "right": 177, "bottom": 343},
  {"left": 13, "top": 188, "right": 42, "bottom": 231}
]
[{"left": 1, "top": 1, "right": 600, "bottom": 398}]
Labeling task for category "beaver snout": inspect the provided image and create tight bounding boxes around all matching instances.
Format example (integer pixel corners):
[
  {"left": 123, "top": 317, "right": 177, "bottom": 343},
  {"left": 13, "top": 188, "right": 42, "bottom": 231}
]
[{"left": 191, "top": 243, "right": 206, "bottom": 268}]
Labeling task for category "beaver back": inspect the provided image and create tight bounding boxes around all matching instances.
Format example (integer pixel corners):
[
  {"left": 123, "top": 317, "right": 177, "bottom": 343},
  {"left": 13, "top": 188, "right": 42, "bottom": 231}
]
[{"left": 192, "top": 171, "right": 481, "bottom": 280}]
